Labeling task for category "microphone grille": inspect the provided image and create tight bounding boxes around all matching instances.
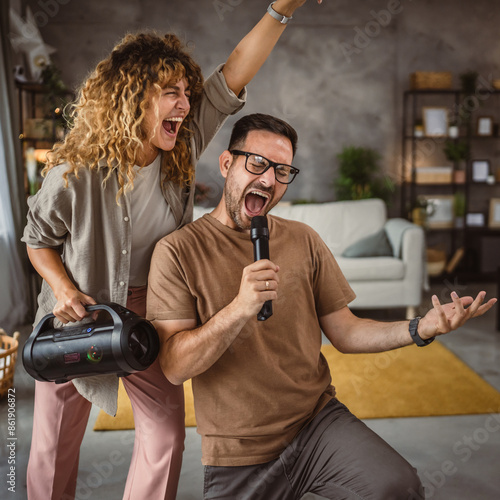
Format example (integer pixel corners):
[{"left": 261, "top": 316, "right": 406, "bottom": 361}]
[{"left": 251, "top": 216, "right": 268, "bottom": 230}]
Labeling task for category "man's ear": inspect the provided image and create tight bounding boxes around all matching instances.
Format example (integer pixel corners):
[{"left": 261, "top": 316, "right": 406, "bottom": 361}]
[{"left": 219, "top": 150, "right": 233, "bottom": 179}]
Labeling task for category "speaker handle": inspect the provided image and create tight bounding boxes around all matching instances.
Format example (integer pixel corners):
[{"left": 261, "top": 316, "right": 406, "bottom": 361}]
[{"left": 85, "top": 303, "right": 125, "bottom": 331}]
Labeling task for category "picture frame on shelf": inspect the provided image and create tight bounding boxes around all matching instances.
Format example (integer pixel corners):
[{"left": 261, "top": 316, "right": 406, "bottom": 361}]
[
  {"left": 422, "top": 195, "right": 454, "bottom": 228},
  {"left": 466, "top": 213, "right": 485, "bottom": 227},
  {"left": 477, "top": 116, "right": 493, "bottom": 136},
  {"left": 422, "top": 107, "right": 448, "bottom": 136},
  {"left": 471, "top": 160, "right": 490, "bottom": 182},
  {"left": 489, "top": 198, "right": 500, "bottom": 228}
]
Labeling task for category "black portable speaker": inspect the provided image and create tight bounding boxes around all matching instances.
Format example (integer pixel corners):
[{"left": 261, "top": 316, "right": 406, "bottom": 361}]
[{"left": 22, "top": 303, "right": 159, "bottom": 384}]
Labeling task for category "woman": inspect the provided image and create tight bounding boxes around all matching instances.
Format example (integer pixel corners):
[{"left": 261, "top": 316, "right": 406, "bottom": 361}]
[{"left": 22, "top": 2, "right": 319, "bottom": 499}]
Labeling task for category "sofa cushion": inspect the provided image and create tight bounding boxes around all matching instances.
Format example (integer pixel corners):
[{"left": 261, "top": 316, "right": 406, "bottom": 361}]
[
  {"left": 336, "top": 256, "right": 405, "bottom": 281},
  {"left": 341, "top": 228, "right": 393, "bottom": 258}
]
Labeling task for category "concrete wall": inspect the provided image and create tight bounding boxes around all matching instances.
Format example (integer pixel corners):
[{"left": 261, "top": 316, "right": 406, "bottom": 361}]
[{"left": 19, "top": 0, "right": 500, "bottom": 208}]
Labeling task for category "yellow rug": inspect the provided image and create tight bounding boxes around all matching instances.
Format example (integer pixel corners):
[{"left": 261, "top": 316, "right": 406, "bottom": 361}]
[{"left": 93, "top": 341, "right": 500, "bottom": 431}]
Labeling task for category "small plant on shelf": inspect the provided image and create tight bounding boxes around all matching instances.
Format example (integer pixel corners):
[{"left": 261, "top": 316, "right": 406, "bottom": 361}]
[
  {"left": 443, "top": 139, "right": 469, "bottom": 162},
  {"left": 443, "top": 139, "right": 469, "bottom": 183}
]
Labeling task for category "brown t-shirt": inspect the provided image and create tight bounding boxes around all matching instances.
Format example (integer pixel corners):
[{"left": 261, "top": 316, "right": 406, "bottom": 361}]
[{"left": 147, "top": 214, "right": 356, "bottom": 466}]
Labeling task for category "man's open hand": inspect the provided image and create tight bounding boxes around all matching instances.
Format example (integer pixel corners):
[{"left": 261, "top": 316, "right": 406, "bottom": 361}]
[{"left": 418, "top": 291, "right": 497, "bottom": 341}]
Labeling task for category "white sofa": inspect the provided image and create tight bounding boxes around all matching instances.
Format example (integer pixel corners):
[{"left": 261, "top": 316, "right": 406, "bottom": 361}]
[{"left": 194, "top": 199, "right": 425, "bottom": 317}]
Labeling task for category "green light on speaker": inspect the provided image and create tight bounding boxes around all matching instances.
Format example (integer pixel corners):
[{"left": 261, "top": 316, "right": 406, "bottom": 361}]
[{"left": 87, "top": 345, "right": 103, "bottom": 364}]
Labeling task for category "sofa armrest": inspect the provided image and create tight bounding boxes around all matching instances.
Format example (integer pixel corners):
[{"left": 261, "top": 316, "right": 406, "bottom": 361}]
[
  {"left": 384, "top": 218, "right": 422, "bottom": 258},
  {"left": 385, "top": 218, "right": 427, "bottom": 292}
]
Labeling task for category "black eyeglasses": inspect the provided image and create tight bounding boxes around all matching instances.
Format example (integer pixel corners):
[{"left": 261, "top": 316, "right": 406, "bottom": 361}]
[{"left": 230, "top": 150, "right": 299, "bottom": 185}]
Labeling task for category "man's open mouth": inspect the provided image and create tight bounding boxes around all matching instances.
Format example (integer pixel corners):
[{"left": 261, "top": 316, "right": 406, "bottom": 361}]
[
  {"left": 244, "top": 190, "right": 270, "bottom": 217},
  {"left": 162, "top": 117, "right": 183, "bottom": 136}
]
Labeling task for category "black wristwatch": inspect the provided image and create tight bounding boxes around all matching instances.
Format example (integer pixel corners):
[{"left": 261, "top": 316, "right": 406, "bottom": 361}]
[{"left": 409, "top": 317, "right": 435, "bottom": 347}]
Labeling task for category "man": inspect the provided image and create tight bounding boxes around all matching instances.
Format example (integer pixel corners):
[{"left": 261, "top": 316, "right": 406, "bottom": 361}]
[{"left": 147, "top": 113, "right": 496, "bottom": 500}]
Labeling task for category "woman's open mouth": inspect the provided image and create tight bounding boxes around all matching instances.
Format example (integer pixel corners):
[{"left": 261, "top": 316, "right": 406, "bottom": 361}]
[{"left": 162, "top": 117, "right": 183, "bottom": 137}]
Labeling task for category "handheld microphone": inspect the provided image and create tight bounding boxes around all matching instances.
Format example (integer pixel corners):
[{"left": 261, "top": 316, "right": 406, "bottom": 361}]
[{"left": 251, "top": 216, "right": 273, "bottom": 321}]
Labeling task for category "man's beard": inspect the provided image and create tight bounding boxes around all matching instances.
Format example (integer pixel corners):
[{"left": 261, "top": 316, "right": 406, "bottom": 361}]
[
  {"left": 223, "top": 179, "right": 274, "bottom": 231},
  {"left": 224, "top": 190, "right": 249, "bottom": 231}
]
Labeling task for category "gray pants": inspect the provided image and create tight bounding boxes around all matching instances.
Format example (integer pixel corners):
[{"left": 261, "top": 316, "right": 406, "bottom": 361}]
[{"left": 203, "top": 399, "right": 423, "bottom": 500}]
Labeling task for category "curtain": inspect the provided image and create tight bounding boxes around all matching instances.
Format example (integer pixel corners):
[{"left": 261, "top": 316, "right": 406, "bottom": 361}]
[{"left": 0, "top": 1, "right": 30, "bottom": 332}]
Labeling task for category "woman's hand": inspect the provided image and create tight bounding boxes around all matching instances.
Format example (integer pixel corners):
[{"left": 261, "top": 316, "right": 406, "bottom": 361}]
[{"left": 53, "top": 287, "right": 96, "bottom": 324}]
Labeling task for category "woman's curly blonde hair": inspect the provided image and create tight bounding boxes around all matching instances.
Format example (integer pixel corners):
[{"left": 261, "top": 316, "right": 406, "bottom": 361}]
[{"left": 44, "top": 32, "right": 204, "bottom": 200}]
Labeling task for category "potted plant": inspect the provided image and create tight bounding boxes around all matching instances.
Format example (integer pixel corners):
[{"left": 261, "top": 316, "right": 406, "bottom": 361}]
[
  {"left": 333, "top": 146, "right": 395, "bottom": 204},
  {"left": 443, "top": 139, "right": 468, "bottom": 183}
]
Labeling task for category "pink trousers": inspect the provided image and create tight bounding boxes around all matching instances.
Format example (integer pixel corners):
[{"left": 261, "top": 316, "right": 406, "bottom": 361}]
[{"left": 27, "top": 287, "right": 185, "bottom": 500}]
